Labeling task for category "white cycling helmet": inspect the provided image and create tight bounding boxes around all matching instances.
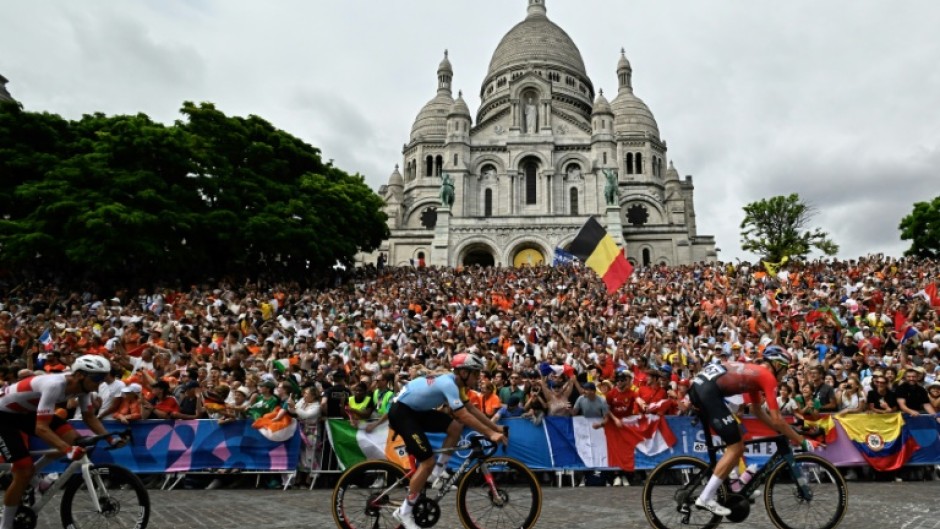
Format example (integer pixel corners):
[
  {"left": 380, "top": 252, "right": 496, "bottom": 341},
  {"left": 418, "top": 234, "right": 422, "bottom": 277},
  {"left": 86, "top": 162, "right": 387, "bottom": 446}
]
[{"left": 71, "top": 354, "right": 111, "bottom": 375}]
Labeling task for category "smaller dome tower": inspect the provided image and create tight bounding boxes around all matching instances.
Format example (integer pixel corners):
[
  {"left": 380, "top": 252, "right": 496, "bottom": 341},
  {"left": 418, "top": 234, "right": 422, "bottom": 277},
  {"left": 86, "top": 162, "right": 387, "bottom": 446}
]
[{"left": 410, "top": 51, "right": 455, "bottom": 142}]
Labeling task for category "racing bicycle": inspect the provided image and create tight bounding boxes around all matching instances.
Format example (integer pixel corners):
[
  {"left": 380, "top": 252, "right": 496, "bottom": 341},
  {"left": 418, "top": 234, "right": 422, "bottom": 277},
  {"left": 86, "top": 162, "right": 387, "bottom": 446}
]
[
  {"left": 332, "top": 430, "right": 541, "bottom": 529},
  {"left": 0, "top": 429, "right": 150, "bottom": 529},
  {"left": 642, "top": 422, "right": 847, "bottom": 529}
]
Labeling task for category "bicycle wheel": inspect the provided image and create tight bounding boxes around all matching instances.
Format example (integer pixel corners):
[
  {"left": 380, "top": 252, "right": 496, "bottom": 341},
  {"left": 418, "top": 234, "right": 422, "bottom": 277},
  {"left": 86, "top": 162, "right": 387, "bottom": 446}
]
[
  {"left": 455, "top": 457, "right": 541, "bottom": 529},
  {"left": 642, "top": 456, "right": 726, "bottom": 529},
  {"left": 764, "top": 453, "right": 847, "bottom": 529},
  {"left": 332, "top": 460, "right": 409, "bottom": 529},
  {"left": 59, "top": 464, "right": 151, "bottom": 529}
]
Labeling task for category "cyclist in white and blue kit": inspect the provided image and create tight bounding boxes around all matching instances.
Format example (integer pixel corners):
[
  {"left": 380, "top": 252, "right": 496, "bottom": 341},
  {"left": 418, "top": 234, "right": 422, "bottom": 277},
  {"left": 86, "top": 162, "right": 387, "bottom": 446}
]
[{"left": 388, "top": 353, "right": 506, "bottom": 529}]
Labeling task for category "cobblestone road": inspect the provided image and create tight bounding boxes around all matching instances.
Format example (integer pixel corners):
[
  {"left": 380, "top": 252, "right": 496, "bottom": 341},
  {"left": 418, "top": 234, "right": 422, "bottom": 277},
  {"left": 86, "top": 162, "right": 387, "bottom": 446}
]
[{"left": 26, "top": 481, "right": 940, "bottom": 529}]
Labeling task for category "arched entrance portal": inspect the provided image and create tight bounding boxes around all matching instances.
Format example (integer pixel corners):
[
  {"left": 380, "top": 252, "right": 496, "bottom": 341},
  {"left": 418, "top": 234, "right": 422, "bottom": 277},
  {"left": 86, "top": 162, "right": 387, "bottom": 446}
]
[
  {"left": 463, "top": 250, "right": 495, "bottom": 267},
  {"left": 513, "top": 248, "right": 544, "bottom": 267},
  {"left": 460, "top": 243, "right": 496, "bottom": 267}
]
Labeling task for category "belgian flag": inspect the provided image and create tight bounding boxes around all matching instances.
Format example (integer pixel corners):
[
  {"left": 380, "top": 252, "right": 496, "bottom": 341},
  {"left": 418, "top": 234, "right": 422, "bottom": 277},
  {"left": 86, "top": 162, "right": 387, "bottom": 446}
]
[{"left": 568, "top": 217, "right": 634, "bottom": 293}]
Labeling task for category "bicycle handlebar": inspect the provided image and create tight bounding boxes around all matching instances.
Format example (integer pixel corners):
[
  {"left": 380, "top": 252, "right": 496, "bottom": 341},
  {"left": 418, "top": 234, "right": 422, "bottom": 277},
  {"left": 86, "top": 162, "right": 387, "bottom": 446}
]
[{"left": 74, "top": 428, "right": 133, "bottom": 450}]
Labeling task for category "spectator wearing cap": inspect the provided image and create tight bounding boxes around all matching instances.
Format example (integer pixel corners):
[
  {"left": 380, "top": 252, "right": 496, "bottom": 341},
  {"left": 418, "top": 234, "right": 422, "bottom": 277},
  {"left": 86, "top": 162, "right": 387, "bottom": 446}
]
[
  {"left": 248, "top": 379, "right": 280, "bottom": 420},
  {"left": 142, "top": 380, "right": 180, "bottom": 420},
  {"left": 113, "top": 383, "right": 144, "bottom": 423},
  {"left": 493, "top": 395, "right": 525, "bottom": 421},
  {"left": 573, "top": 382, "right": 608, "bottom": 428},
  {"left": 603, "top": 371, "right": 637, "bottom": 428},
  {"left": 927, "top": 381, "right": 940, "bottom": 411}
]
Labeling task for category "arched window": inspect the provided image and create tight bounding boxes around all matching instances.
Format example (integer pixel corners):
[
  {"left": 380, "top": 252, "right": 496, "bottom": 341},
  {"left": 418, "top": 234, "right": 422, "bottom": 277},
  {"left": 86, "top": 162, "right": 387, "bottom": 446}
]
[
  {"left": 484, "top": 189, "right": 493, "bottom": 217},
  {"left": 642, "top": 248, "right": 651, "bottom": 267},
  {"left": 659, "top": 158, "right": 664, "bottom": 177},
  {"left": 635, "top": 152, "right": 643, "bottom": 174},
  {"left": 525, "top": 162, "right": 537, "bottom": 205},
  {"left": 603, "top": 152, "right": 608, "bottom": 165},
  {"left": 626, "top": 153, "right": 634, "bottom": 175},
  {"left": 569, "top": 188, "right": 579, "bottom": 215},
  {"left": 454, "top": 153, "right": 459, "bottom": 166},
  {"left": 652, "top": 156, "right": 658, "bottom": 176},
  {"left": 425, "top": 156, "right": 433, "bottom": 177},
  {"left": 435, "top": 155, "right": 443, "bottom": 176}
]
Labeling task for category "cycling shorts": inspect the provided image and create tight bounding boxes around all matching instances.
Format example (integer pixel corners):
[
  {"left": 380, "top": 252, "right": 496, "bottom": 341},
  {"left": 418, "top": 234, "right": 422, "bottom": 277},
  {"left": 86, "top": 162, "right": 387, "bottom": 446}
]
[
  {"left": 689, "top": 377, "right": 742, "bottom": 445},
  {"left": 0, "top": 412, "right": 73, "bottom": 467},
  {"left": 387, "top": 402, "right": 454, "bottom": 463}
]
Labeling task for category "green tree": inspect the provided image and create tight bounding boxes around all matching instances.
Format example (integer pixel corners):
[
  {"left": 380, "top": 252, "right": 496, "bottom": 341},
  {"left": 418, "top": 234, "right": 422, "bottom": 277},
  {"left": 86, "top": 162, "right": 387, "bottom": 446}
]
[
  {"left": 0, "top": 102, "right": 388, "bottom": 288},
  {"left": 740, "top": 193, "right": 838, "bottom": 262},
  {"left": 179, "top": 102, "right": 388, "bottom": 279},
  {"left": 899, "top": 196, "right": 940, "bottom": 259}
]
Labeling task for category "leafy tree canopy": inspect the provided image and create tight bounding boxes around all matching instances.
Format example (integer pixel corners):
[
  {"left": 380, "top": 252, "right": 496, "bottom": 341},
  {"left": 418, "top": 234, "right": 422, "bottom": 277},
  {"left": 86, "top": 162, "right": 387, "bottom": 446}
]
[
  {"left": 899, "top": 196, "right": 940, "bottom": 259},
  {"left": 0, "top": 101, "right": 388, "bottom": 289},
  {"left": 739, "top": 193, "right": 838, "bottom": 263}
]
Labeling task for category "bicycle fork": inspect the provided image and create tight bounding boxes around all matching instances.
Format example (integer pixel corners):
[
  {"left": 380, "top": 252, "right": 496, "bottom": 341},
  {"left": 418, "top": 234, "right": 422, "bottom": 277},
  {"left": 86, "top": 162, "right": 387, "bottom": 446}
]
[
  {"left": 80, "top": 463, "right": 105, "bottom": 513},
  {"left": 784, "top": 454, "right": 813, "bottom": 502},
  {"left": 479, "top": 466, "right": 505, "bottom": 507}
]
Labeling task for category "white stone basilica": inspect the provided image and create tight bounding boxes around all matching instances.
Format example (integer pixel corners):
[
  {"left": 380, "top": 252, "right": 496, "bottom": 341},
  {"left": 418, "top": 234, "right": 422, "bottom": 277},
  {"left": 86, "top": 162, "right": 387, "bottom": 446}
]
[{"left": 376, "top": 0, "right": 716, "bottom": 268}]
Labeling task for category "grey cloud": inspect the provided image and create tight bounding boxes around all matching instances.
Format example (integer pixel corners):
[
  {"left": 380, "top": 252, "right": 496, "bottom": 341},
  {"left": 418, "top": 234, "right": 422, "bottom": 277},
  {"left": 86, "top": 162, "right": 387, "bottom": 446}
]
[{"left": 2, "top": 0, "right": 939, "bottom": 262}]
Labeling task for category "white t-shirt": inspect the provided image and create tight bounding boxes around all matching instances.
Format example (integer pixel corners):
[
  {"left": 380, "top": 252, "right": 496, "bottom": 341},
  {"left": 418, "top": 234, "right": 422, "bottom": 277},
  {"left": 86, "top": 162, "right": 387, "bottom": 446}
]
[{"left": 97, "top": 379, "right": 126, "bottom": 419}]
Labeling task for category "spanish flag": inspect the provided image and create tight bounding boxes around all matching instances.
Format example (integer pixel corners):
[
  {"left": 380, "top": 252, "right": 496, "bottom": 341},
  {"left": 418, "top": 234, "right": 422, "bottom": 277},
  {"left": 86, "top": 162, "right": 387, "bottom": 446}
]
[
  {"left": 837, "top": 413, "right": 919, "bottom": 472},
  {"left": 568, "top": 217, "right": 633, "bottom": 293}
]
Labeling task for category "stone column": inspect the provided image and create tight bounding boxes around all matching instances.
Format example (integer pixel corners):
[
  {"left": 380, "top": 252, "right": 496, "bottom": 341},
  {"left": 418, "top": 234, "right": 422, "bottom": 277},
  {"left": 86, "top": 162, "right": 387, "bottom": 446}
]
[
  {"left": 606, "top": 205, "right": 624, "bottom": 248},
  {"left": 431, "top": 206, "right": 452, "bottom": 267}
]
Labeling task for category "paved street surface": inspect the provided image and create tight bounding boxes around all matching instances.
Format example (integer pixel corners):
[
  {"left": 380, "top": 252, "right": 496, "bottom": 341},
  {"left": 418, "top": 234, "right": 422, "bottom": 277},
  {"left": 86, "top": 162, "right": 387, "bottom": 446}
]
[{"left": 27, "top": 481, "right": 940, "bottom": 529}]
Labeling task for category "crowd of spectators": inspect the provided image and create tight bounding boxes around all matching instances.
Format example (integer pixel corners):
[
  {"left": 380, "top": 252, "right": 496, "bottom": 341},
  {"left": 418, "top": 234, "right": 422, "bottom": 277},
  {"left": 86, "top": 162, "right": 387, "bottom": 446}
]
[{"left": 1, "top": 254, "right": 939, "bottom": 487}]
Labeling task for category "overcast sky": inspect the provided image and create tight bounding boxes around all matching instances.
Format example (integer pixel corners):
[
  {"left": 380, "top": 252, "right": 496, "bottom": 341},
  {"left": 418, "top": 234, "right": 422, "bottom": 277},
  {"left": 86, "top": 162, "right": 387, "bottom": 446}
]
[{"left": 3, "top": 0, "right": 939, "bottom": 262}]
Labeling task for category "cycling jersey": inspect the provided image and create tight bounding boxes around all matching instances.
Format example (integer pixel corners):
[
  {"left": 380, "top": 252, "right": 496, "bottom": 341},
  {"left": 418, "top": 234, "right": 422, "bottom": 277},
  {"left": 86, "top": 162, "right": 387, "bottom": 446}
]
[
  {"left": 0, "top": 375, "right": 93, "bottom": 422},
  {"left": 690, "top": 362, "right": 781, "bottom": 445},
  {"left": 395, "top": 373, "right": 468, "bottom": 412},
  {"left": 706, "top": 362, "right": 780, "bottom": 412}
]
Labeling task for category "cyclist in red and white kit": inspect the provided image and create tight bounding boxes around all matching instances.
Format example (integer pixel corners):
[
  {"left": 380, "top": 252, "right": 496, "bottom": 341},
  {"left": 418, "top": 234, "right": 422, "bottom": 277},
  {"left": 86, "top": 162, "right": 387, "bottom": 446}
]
[
  {"left": 688, "top": 345, "right": 811, "bottom": 516},
  {"left": 0, "top": 355, "right": 123, "bottom": 529}
]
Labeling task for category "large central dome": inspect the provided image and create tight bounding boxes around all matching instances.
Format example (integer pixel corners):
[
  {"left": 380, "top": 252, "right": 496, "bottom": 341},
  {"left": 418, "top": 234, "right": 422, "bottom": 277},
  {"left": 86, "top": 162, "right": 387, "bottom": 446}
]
[{"left": 486, "top": 1, "right": 588, "bottom": 81}]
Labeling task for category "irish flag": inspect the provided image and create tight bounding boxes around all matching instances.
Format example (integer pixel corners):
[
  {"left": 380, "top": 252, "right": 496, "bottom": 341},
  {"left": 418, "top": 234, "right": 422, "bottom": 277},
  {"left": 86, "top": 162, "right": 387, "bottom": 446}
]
[{"left": 327, "top": 420, "right": 410, "bottom": 470}]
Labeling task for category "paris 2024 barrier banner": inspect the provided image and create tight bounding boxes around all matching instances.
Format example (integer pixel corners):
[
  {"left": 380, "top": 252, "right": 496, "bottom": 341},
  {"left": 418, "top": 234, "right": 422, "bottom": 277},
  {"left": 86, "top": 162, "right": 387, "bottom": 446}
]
[
  {"left": 327, "top": 413, "right": 940, "bottom": 473},
  {"left": 33, "top": 414, "right": 938, "bottom": 474},
  {"left": 35, "top": 419, "right": 301, "bottom": 474}
]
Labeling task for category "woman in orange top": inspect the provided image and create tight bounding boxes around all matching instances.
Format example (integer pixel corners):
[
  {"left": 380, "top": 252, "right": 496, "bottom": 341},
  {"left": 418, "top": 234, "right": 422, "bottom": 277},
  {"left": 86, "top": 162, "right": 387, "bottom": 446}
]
[
  {"left": 478, "top": 382, "right": 503, "bottom": 419},
  {"left": 114, "top": 383, "right": 144, "bottom": 423}
]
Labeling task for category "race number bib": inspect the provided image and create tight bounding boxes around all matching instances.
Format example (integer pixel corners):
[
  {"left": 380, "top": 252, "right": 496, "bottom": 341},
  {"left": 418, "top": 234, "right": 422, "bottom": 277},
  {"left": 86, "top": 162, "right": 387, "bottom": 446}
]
[{"left": 699, "top": 363, "right": 727, "bottom": 381}]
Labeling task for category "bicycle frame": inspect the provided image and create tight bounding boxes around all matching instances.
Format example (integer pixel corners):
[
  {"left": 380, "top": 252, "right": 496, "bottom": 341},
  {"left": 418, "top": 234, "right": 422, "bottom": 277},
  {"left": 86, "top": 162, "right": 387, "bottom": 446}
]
[
  {"left": 368, "top": 438, "right": 504, "bottom": 510},
  {"left": 699, "top": 429, "right": 813, "bottom": 502},
  {"left": 0, "top": 449, "right": 108, "bottom": 515}
]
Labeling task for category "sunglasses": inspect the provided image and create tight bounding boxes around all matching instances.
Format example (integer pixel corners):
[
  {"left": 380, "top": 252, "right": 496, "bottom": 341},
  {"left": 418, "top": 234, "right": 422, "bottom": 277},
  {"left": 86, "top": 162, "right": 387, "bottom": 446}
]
[{"left": 85, "top": 372, "right": 108, "bottom": 384}]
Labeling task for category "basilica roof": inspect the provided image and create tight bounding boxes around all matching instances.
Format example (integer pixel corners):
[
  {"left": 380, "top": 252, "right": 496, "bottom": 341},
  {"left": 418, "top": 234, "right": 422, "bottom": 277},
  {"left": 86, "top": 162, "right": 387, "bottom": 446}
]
[
  {"left": 486, "top": 1, "right": 588, "bottom": 83},
  {"left": 0, "top": 74, "right": 13, "bottom": 103}
]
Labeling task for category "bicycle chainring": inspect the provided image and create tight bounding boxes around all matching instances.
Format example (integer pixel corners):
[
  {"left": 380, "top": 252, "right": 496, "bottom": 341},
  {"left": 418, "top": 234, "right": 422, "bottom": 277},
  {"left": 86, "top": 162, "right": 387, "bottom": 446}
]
[
  {"left": 725, "top": 493, "right": 751, "bottom": 523},
  {"left": 13, "top": 506, "right": 37, "bottom": 529},
  {"left": 412, "top": 496, "right": 440, "bottom": 528}
]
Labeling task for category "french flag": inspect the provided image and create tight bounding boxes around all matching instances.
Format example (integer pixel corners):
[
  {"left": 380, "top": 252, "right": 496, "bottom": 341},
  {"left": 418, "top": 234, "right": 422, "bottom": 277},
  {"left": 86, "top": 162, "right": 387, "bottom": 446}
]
[{"left": 39, "top": 329, "right": 54, "bottom": 351}]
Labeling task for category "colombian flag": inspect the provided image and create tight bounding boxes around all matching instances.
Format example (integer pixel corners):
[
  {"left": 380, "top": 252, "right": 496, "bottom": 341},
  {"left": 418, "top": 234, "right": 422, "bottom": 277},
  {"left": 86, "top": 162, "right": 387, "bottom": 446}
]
[
  {"left": 568, "top": 217, "right": 633, "bottom": 293},
  {"left": 837, "top": 413, "right": 919, "bottom": 471}
]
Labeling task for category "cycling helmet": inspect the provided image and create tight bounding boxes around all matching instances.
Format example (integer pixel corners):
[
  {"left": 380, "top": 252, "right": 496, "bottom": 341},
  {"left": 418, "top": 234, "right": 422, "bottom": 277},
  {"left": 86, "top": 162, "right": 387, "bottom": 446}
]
[
  {"left": 451, "top": 353, "right": 484, "bottom": 371},
  {"left": 762, "top": 345, "right": 792, "bottom": 367},
  {"left": 71, "top": 354, "right": 111, "bottom": 375}
]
